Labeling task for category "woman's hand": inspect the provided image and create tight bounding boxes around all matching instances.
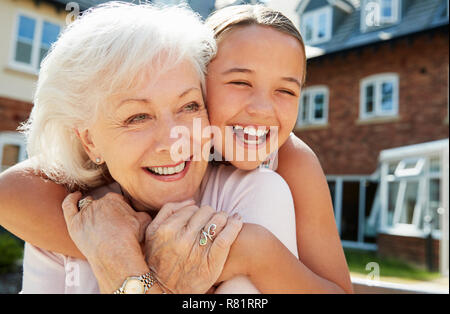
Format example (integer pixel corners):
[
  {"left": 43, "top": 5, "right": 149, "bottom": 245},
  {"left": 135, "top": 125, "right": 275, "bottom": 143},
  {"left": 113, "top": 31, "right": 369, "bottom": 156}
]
[
  {"left": 144, "top": 202, "right": 243, "bottom": 294},
  {"left": 62, "top": 191, "right": 152, "bottom": 293}
]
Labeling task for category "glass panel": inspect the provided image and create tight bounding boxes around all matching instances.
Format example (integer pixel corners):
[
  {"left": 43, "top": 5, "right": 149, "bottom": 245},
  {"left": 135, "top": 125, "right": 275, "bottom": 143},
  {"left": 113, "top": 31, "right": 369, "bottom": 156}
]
[
  {"left": 1, "top": 144, "right": 20, "bottom": 170},
  {"left": 365, "top": 84, "right": 374, "bottom": 114},
  {"left": 317, "top": 12, "right": 328, "bottom": 39},
  {"left": 387, "top": 181, "right": 399, "bottom": 226},
  {"left": 381, "top": 81, "right": 394, "bottom": 112},
  {"left": 381, "top": 0, "right": 393, "bottom": 18},
  {"left": 341, "top": 181, "right": 360, "bottom": 241},
  {"left": 15, "top": 41, "right": 33, "bottom": 64},
  {"left": 429, "top": 179, "right": 441, "bottom": 231},
  {"left": 313, "top": 93, "right": 324, "bottom": 120},
  {"left": 364, "top": 181, "right": 379, "bottom": 243},
  {"left": 303, "top": 16, "right": 313, "bottom": 42},
  {"left": 399, "top": 181, "right": 419, "bottom": 224},
  {"left": 18, "top": 15, "right": 36, "bottom": 40},
  {"left": 328, "top": 181, "right": 336, "bottom": 214},
  {"left": 39, "top": 47, "right": 48, "bottom": 66},
  {"left": 429, "top": 157, "right": 441, "bottom": 174},
  {"left": 41, "top": 22, "right": 60, "bottom": 47},
  {"left": 301, "top": 94, "right": 309, "bottom": 123},
  {"left": 388, "top": 161, "right": 399, "bottom": 175}
]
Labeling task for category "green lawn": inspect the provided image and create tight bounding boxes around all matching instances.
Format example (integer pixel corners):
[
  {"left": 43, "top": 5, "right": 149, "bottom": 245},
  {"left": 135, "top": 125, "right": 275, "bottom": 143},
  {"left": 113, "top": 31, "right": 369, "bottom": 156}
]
[
  {"left": 0, "top": 232, "right": 24, "bottom": 274},
  {"left": 344, "top": 248, "right": 442, "bottom": 282}
]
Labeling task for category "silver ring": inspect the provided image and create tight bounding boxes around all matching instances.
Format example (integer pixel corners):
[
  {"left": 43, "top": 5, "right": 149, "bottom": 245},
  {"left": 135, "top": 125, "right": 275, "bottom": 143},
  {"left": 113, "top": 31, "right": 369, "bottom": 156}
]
[
  {"left": 199, "top": 224, "right": 217, "bottom": 246},
  {"left": 78, "top": 197, "right": 93, "bottom": 211}
]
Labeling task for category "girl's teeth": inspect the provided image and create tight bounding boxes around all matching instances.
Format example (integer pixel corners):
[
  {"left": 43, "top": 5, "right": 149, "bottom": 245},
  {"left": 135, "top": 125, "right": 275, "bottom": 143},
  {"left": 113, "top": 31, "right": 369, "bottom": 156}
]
[
  {"left": 149, "top": 162, "right": 186, "bottom": 175},
  {"left": 233, "top": 125, "right": 269, "bottom": 137},
  {"left": 232, "top": 125, "right": 269, "bottom": 145}
]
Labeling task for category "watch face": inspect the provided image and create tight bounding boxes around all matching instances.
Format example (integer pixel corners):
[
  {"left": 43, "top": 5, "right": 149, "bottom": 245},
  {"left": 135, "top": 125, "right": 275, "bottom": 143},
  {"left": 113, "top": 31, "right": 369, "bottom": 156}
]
[{"left": 124, "top": 278, "right": 145, "bottom": 294}]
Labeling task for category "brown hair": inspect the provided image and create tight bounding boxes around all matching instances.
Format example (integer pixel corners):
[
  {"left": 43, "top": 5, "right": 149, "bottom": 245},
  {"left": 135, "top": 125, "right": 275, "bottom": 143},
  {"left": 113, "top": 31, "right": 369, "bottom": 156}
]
[{"left": 205, "top": 4, "right": 307, "bottom": 85}]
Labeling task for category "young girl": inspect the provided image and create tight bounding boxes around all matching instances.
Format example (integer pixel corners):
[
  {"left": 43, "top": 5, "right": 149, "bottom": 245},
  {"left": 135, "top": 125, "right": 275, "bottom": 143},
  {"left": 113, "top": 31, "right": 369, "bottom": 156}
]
[{"left": 0, "top": 5, "right": 352, "bottom": 293}]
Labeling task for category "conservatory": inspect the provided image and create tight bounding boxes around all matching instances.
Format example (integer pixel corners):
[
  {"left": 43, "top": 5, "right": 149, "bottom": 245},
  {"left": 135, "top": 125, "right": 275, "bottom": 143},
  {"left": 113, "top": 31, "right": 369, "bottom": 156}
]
[{"left": 377, "top": 139, "right": 449, "bottom": 274}]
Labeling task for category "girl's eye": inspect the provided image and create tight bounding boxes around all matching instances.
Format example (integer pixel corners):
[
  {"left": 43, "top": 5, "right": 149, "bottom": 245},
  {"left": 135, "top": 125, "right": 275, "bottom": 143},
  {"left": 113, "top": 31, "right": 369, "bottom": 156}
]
[
  {"left": 229, "top": 81, "right": 252, "bottom": 87},
  {"left": 278, "top": 89, "right": 297, "bottom": 97},
  {"left": 126, "top": 113, "right": 151, "bottom": 124},
  {"left": 182, "top": 102, "right": 200, "bottom": 112}
]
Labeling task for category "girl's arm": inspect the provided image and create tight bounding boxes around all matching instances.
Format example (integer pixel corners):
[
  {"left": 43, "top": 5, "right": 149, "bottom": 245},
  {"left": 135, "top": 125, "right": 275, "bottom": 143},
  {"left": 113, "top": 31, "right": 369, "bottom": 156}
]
[
  {"left": 215, "top": 168, "right": 352, "bottom": 293},
  {"left": 0, "top": 159, "right": 84, "bottom": 259},
  {"left": 276, "top": 135, "right": 353, "bottom": 293}
]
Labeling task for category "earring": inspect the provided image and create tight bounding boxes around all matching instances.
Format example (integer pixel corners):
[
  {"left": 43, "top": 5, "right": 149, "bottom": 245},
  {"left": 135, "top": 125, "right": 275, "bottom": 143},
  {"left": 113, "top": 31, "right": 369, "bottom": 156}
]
[{"left": 95, "top": 157, "right": 102, "bottom": 164}]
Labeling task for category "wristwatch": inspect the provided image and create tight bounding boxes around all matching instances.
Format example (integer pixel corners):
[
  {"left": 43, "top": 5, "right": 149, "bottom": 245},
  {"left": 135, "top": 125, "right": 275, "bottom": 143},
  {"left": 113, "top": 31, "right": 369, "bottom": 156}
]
[{"left": 114, "top": 272, "right": 157, "bottom": 294}]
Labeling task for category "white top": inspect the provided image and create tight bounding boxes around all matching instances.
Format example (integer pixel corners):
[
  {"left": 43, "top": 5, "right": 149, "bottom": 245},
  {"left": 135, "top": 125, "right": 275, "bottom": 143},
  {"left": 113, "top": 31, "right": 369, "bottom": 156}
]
[{"left": 21, "top": 164, "right": 297, "bottom": 294}]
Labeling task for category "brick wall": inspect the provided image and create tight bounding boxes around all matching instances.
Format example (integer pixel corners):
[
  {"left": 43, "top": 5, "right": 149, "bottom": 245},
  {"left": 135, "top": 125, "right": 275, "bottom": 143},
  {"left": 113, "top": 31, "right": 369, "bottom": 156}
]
[
  {"left": 0, "top": 96, "right": 32, "bottom": 132},
  {"left": 295, "top": 27, "right": 449, "bottom": 175},
  {"left": 377, "top": 233, "right": 441, "bottom": 271}
]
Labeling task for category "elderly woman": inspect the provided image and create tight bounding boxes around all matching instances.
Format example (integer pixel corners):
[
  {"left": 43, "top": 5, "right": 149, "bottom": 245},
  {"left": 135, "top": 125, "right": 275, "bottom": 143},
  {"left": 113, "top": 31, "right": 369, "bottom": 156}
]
[{"left": 0, "top": 3, "right": 302, "bottom": 294}]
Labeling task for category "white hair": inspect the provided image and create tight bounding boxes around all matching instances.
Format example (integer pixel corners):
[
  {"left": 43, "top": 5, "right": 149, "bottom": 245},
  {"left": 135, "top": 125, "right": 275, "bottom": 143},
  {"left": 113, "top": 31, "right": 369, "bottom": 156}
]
[{"left": 20, "top": 1, "right": 217, "bottom": 190}]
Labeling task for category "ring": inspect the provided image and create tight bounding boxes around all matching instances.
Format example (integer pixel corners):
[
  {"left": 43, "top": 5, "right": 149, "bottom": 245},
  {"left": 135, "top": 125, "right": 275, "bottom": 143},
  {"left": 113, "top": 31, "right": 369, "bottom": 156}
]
[
  {"left": 199, "top": 224, "right": 216, "bottom": 246},
  {"left": 78, "top": 197, "right": 92, "bottom": 211}
]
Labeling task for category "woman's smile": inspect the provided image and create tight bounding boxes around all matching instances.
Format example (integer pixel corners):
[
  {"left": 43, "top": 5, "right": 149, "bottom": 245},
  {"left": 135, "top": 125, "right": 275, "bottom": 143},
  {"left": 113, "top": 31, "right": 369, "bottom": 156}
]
[{"left": 144, "top": 156, "right": 192, "bottom": 182}]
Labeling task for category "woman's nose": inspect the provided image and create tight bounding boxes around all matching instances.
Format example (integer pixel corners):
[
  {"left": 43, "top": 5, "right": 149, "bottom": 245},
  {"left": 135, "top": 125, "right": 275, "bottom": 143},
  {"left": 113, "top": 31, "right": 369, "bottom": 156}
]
[{"left": 153, "top": 118, "right": 190, "bottom": 156}]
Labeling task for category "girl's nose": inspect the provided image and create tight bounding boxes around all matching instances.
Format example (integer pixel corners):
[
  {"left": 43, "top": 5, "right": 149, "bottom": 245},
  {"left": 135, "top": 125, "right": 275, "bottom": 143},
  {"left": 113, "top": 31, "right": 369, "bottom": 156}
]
[{"left": 245, "top": 94, "right": 276, "bottom": 118}]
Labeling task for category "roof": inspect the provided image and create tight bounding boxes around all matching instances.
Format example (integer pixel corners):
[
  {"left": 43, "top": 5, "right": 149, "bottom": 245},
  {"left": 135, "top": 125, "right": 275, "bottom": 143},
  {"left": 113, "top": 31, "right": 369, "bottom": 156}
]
[
  {"left": 46, "top": 0, "right": 216, "bottom": 18},
  {"left": 302, "top": 0, "right": 449, "bottom": 58}
]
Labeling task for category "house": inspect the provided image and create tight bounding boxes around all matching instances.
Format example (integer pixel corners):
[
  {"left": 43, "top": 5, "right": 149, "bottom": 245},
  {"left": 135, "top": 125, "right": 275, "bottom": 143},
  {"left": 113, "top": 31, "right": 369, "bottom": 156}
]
[
  {"left": 294, "top": 0, "right": 449, "bottom": 273},
  {"left": 0, "top": 0, "right": 69, "bottom": 172}
]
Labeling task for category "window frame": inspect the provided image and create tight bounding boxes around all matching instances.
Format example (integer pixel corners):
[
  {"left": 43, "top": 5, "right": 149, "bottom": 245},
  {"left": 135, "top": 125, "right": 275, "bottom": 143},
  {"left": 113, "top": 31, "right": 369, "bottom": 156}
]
[
  {"left": 9, "top": 10, "right": 63, "bottom": 75},
  {"left": 360, "top": 73, "right": 399, "bottom": 120},
  {"left": 301, "top": 6, "right": 333, "bottom": 45},
  {"left": 360, "top": 0, "right": 401, "bottom": 32},
  {"left": 297, "top": 85, "right": 329, "bottom": 128},
  {"left": 0, "top": 132, "right": 27, "bottom": 173}
]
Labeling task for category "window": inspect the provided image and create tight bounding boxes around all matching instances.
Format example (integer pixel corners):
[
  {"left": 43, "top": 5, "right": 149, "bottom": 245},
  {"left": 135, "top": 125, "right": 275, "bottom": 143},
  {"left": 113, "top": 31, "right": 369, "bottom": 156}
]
[
  {"left": 361, "top": 0, "right": 401, "bottom": 31},
  {"left": 297, "top": 86, "right": 329, "bottom": 127},
  {"left": 381, "top": 150, "right": 447, "bottom": 237},
  {"left": 360, "top": 73, "right": 399, "bottom": 120},
  {"left": 11, "top": 12, "right": 62, "bottom": 73},
  {"left": 301, "top": 6, "right": 332, "bottom": 45},
  {"left": 327, "top": 176, "right": 379, "bottom": 250},
  {"left": 0, "top": 132, "right": 27, "bottom": 172}
]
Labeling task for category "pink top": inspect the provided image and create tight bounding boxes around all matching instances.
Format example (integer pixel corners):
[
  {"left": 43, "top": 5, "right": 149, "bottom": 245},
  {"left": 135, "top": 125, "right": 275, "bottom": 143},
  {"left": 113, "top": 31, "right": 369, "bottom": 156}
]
[{"left": 21, "top": 164, "right": 297, "bottom": 293}]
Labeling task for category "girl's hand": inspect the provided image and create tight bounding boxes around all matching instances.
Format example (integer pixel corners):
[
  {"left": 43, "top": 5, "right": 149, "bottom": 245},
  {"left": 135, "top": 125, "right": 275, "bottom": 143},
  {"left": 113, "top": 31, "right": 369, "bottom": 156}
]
[
  {"left": 62, "top": 191, "right": 152, "bottom": 293},
  {"left": 144, "top": 202, "right": 243, "bottom": 294}
]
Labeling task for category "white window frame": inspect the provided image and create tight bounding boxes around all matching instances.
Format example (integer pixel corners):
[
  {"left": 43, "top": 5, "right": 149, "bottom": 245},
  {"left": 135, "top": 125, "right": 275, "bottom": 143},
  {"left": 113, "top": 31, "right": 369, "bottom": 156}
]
[
  {"left": 301, "top": 6, "right": 333, "bottom": 45},
  {"left": 327, "top": 175, "right": 379, "bottom": 251},
  {"left": 0, "top": 132, "right": 27, "bottom": 173},
  {"left": 297, "top": 86, "right": 329, "bottom": 127},
  {"left": 360, "top": 73, "right": 399, "bottom": 120},
  {"left": 361, "top": 0, "right": 401, "bottom": 32},
  {"left": 9, "top": 10, "right": 63, "bottom": 75},
  {"left": 379, "top": 140, "right": 449, "bottom": 239}
]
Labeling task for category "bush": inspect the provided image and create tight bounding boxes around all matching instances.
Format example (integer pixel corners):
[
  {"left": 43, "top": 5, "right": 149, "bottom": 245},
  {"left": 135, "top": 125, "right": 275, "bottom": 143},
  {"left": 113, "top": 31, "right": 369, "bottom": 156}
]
[{"left": 0, "top": 232, "right": 24, "bottom": 274}]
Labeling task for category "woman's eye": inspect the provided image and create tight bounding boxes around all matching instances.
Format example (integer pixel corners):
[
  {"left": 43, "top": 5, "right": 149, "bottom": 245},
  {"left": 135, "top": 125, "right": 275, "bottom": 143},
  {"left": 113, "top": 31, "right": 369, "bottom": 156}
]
[
  {"left": 182, "top": 102, "right": 200, "bottom": 112},
  {"left": 126, "top": 113, "right": 151, "bottom": 124}
]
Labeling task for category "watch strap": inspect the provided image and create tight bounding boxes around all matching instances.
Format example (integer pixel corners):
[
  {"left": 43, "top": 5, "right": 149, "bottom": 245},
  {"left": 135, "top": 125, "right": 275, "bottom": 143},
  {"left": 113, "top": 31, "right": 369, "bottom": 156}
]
[{"left": 114, "top": 271, "right": 157, "bottom": 294}]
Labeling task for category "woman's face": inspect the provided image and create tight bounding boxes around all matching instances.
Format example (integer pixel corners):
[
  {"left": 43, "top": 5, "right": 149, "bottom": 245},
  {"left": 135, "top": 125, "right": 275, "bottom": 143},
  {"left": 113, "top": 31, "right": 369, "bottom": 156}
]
[
  {"left": 206, "top": 25, "right": 305, "bottom": 170},
  {"left": 81, "top": 60, "right": 210, "bottom": 210}
]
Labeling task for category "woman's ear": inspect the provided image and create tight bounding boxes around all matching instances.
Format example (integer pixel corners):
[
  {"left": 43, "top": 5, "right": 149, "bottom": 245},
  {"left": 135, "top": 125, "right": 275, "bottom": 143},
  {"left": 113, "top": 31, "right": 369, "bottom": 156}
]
[{"left": 75, "top": 128, "right": 102, "bottom": 164}]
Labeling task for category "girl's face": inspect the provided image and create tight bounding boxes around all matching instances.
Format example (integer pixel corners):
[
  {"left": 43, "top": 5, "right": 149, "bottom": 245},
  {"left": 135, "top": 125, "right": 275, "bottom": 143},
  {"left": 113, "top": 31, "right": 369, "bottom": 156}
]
[{"left": 206, "top": 24, "right": 305, "bottom": 170}]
